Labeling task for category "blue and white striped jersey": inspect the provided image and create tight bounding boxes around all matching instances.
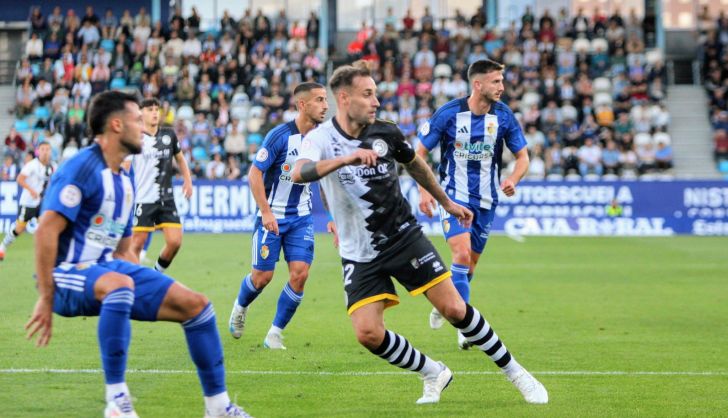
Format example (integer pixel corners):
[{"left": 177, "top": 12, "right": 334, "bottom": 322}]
[
  {"left": 42, "top": 144, "right": 135, "bottom": 266},
  {"left": 418, "top": 97, "right": 527, "bottom": 209},
  {"left": 253, "top": 121, "right": 312, "bottom": 219}
]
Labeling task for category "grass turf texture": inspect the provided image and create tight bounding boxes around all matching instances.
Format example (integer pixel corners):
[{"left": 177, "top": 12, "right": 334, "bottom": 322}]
[{"left": 1, "top": 234, "right": 727, "bottom": 417}]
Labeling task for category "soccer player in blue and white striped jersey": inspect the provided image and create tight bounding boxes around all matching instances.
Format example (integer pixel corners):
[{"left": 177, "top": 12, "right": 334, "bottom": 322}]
[
  {"left": 25, "top": 91, "right": 249, "bottom": 418},
  {"left": 229, "top": 82, "right": 329, "bottom": 350},
  {"left": 417, "top": 59, "right": 530, "bottom": 348}
]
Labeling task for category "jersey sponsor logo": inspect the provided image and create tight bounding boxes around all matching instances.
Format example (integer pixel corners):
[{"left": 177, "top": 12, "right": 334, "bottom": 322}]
[
  {"left": 352, "top": 163, "right": 389, "bottom": 179},
  {"left": 90, "top": 212, "right": 126, "bottom": 236},
  {"left": 279, "top": 162, "right": 293, "bottom": 182},
  {"left": 372, "top": 139, "right": 388, "bottom": 157},
  {"left": 260, "top": 244, "right": 270, "bottom": 259},
  {"left": 256, "top": 148, "right": 269, "bottom": 162},
  {"left": 457, "top": 125, "right": 470, "bottom": 134},
  {"left": 59, "top": 184, "right": 82, "bottom": 207},
  {"left": 419, "top": 121, "right": 430, "bottom": 136},
  {"left": 432, "top": 260, "right": 444, "bottom": 272},
  {"left": 338, "top": 171, "right": 355, "bottom": 185},
  {"left": 453, "top": 141, "right": 494, "bottom": 160}
]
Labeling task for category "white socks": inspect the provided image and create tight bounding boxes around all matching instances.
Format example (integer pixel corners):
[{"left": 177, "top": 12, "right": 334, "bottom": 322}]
[{"left": 204, "top": 391, "right": 231, "bottom": 415}]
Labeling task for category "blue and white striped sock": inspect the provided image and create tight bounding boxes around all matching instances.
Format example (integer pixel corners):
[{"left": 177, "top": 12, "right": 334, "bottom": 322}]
[{"left": 272, "top": 283, "right": 303, "bottom": 330}]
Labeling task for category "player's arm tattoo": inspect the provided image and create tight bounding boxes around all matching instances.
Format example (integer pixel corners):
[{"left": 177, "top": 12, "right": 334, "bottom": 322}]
[
  {"left": 300, "top": 161, "right": 323, "bottom": 182},
  {"left": 404, "top": 155, "right": 450, "bottom": 206}
]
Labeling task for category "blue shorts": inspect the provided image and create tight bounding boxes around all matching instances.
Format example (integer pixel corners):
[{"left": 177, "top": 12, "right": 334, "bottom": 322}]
[
  {"left": 438, "top": 200, "right": 496, "bottom": 254},
  {"left": 52, "top": 260, "right": 175, "bottom": 321},
  {"left": 251, "top": 215, "right": 314, "bottom": 271}
]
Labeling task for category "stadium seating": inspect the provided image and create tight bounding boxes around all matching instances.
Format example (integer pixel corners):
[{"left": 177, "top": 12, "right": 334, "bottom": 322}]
[{"left": 4, "top": 5, "right": 689, "bottom": 180}]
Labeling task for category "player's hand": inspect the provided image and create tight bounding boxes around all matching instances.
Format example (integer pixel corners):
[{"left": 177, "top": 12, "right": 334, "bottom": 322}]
[
  {"left": 442, "top": 200, "right": 473, "bottom": 229},
  {"left": 327, "top": 221, "right": 339, "bottom": 248},
  {"left": 25, "top": 297, "right": 53, "bottom": 347},
  {"left": 418, "top": 187, "right": 437, "bottom": 218},
  {"left": 182, "top": 180, "right": 193, "bottom": 199},
  {"left": 500, "top": 178, "right": 518, "bottom": 197},
  {"left": 345, "top": 149, "right": 378, "bottom": 167},
  {"left": 261, "top": 211, "right": 279, "bottom": 235},
  {"left": 30, "top": 189, "right": 39, "bottom": 200}
]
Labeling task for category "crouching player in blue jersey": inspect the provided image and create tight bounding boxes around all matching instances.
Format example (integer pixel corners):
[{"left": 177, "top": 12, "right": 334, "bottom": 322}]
[
  {"left": 25, "top": 91, "right": 251, "bottom": 418},
  {"left": 417, "top": 59, "right": 530, "bottom": 349},
  {"left": 228, "top": 83, "right": 329, "bottom": 350}
]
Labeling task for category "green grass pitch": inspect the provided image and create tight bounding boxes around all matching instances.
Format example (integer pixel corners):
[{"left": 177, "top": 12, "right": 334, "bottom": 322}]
[{"left": 1, "top": 234, "right": 727, "bottom": 417}]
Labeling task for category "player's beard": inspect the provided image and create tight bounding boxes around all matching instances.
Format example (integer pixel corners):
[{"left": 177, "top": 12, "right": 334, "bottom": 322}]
[{"left": 121, "top": 135, "right": 142, "bottom": 155}]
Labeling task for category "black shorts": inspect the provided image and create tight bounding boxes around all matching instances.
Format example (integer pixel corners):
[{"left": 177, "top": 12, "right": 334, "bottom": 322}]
[
  {"left": 341, "top": 227, "right": 451, "bottom": 315},
  {"left": 17, "top": 205, "right": 40, "bottom": 224},
  {"left": 132, "top": 200, "right": 181, "bottom": 232}
]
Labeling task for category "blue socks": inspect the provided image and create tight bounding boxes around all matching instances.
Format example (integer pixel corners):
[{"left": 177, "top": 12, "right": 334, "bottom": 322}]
[
  {"left": 272, "top": 283, "right": 303, "bottom": 329},
  {"left": 236, "top": 273, "right": 261, "bottom": 307},
  {"left": 183, "top": 303, "right": 226, "bottom": 396},
  {"left": 98, "top": 288, "right": 134, "bottom": 384},
  {"left": 451, "top": 263, "right": 470, "bottom": 303}
]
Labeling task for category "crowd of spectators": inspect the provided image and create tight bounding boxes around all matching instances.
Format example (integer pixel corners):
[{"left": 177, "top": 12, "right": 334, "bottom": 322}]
[
  {"left": 5, "top": 4, "right": 679, "bottom": 182},
  {"left": 697, "top": 7, "right": 728, "bottom": 167},
  {"left": 347, "top": 5, "right": 674, "bottom": 179},
  {"left": 8, "top": 5, "right": 325, "bottom": 180}
]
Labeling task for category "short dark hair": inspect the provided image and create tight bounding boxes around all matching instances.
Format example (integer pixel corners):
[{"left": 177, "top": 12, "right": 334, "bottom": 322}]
[
  {"left": 87, "top": 91, "right": 140, "bottom": 137},
  {"left": 467, "top": 59, "right": 505, "bottom": 82},
  {"left": 329, "top": 60, "right": 372, "bottom": 93},
  {"left": 36, "top": 141, "right": 51, "bottom": 148},
  {"left": 294, "top": 82, "right": 325, "bottom": 96},
  {"left": 140, "top": 97, "right": 161, "bottom": 109}
]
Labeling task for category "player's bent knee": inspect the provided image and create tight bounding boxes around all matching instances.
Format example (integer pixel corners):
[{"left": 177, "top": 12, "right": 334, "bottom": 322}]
[
  {"left": 289, "top": 271, "right": 308, "bottom": 290},
  {"left": 354, "top": 326, "right": 385, "bottom": 349},
  {"left": 95, "top": 273, "right": 135, "bottom": 300},
  {"left": 440, "top": 301, "right": 467, "bottom": 323},
  {"left": 188, "top": 291, "right": 210, "bottom": 313}
]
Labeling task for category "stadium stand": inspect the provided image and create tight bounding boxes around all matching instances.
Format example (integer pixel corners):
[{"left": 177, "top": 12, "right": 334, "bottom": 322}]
[
  {"left": 698, "top": 11, "right": 728, "bottom": 177},
  {"left": 2, "top": 4, "right": 723, "bottom": 181}
]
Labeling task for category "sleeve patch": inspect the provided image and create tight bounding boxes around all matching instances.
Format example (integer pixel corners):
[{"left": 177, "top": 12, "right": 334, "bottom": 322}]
[
  {"left": 419, "top": 121, "right": 430, "bottom": 136},
  {"left": 59, "top": 184, "right": 82, "bottom": 208},
  {"left": 256, "top": 148, "right": 269, "bottom": 162}
]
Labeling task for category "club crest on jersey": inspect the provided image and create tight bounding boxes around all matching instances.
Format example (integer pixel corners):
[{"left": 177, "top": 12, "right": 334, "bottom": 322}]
[
  {"left": 372, "top": 139, "right": 388, "bottom": 157},
  {"left": 487, "top": 123, "right": 497, "bottom": 136},
  {"left": 443, "top": 219, "right": 451, "bottom": 233},
  {"left": 161, "top": 135, "right": 171, "bottom": 145},
  {"left": 410, "top": 258, "right": 420, "bottom": 269},
  {"left": 260, "top": 245, "right": 270, "bottom": 259}
]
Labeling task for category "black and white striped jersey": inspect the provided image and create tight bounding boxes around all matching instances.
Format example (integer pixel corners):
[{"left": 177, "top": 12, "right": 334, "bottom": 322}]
[
  {"left": 299, "top": 118, "right": 417, "bottom": 262},
  {"left": 129, "top": 128, "right": 181, "bottom": 204}
]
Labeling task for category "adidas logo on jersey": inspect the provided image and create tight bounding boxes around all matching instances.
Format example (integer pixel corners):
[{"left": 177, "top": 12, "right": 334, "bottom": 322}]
[
  {"left": 457, "top": 125, "right": 470, "bottom": 134},
  {"left": 288, "top": 149, "right": 299, "bottom": 156}
]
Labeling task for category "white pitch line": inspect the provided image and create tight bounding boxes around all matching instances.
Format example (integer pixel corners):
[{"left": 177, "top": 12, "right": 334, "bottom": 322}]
[{"left": 1, "top": 369, "right": 727, "bottom": 377}]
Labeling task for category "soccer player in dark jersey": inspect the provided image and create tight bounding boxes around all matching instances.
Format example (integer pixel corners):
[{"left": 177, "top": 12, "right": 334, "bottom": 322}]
[
  {"left": 126, "top": 98, "right": 193, "bottom": 272},
  {"left": 25, "top": 91, "right": 250, "bottom": 417},
  {"left": 228, "top": 82, "right": 328, "bottom": 349},
  {"left": 417, "top": 59, "right": 531, "bottom": 348},
  {"left": 292, "top": 61, "right": 547, "bottom": 405}
]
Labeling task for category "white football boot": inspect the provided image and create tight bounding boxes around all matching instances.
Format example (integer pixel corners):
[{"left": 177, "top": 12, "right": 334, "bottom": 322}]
[
  {"left": 416, "top": 362, "right": 453, "bottom": 404},
  {"left": 228, "top": 301, "right": 248, "bottom": 339}
]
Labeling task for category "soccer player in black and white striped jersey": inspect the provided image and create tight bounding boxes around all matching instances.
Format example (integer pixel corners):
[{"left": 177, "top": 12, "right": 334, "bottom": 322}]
[{"left": 292, "top": 61, "right": 547, "bottom": 405}]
